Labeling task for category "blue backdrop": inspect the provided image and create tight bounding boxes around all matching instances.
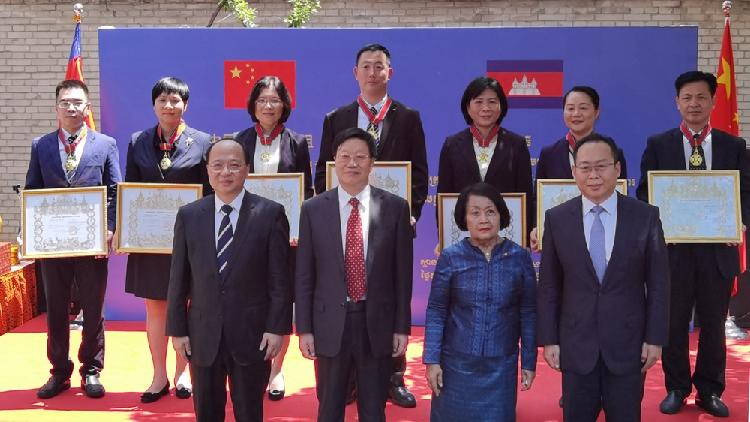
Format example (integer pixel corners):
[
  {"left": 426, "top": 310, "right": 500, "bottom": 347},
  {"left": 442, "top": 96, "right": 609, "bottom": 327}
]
[{"left": 99, "top": 27, "right": 697, "bottom": 322}]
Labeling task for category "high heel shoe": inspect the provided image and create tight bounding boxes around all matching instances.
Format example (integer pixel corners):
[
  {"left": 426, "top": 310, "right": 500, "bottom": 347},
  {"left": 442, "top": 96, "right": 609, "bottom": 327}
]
[
  {"left": 140, "top": 381, "right": 170, "bottom": 403},
  {"left": 268, "top": 374, "right": 285, "bottom": 401}
]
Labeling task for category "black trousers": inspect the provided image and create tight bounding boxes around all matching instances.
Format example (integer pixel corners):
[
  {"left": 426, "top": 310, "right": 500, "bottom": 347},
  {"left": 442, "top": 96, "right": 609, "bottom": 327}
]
[
  {"left": 190, "top": 334, "right": 271, "bottom": 422},
  {"left": 562, "top": 356, "right": 644, "bottom": 422},
  {"left": 40, "top": 256, "right": 107, "bottom": 378},
  {"left": 316, "top": 305, "right": 391, "bottom": 422},
  {"left": 663, "top": 244, "right": 733, "bottom": 396}
]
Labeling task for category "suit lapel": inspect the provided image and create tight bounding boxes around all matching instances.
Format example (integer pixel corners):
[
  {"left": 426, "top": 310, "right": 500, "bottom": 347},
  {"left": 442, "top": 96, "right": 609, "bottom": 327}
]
[
  {"left": 44, "top": 133, "right": 67, "bottom": 182},
  {"left": 670, "top": 129, "right": 687, "bottom": 170},
  {"left": 484, "top": 128, "right": 510, "bottom": 182},
  {"left": 221, "top": 192, "right": 254, "bottom": 284},
  {"left": 365, "top": 188, "right": 381, "bottom": 281},
  {"left": 458, "top": 130, "right": 482, "bottom": 182},
  {"left": 568, "top": 199, "right": 600, "bottom": 286},
  {"left": 556, "top": 139, "right": 573, "bottom": 178},
  {"left": 277, "top": 129, "right": 293, "bottom": 173},
  {"left": 169, "top": 127, "right": 197, "bottom": 170},
  {"left": 245, "top": 129, "right": 258, "bottom": 174},
  {"left": 377, "top": 101, "right": 398, "bottom": 158},
  {"left": 327, "top": 189, "right": 346, "bottom": 277},
  {"left": 601, "top": 194, "right": 628, "bottom": 287},
  {"left": 69, "top": 130, "right": 96, "bottom": 184},
  {"left": 200, "top": 197, "right": 221, "bottom": 282}
]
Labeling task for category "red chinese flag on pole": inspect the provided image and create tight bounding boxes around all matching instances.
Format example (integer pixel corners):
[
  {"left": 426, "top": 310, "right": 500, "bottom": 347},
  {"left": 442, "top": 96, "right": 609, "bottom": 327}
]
[
  {"left": 224, "top": 61, "right": 296, "bottom": 109},
  {"left": 65, "top": 13, "right": 96, "bottom": 130},
  {"left": 710, "top": 11, "right": 744, "bottom": 295}
]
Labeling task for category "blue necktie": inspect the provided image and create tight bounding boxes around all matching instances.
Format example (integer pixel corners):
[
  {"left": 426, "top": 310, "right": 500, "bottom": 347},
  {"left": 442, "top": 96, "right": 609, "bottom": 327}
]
[
  {"left": 217, "top": 204, "right": 234, "bottom": 278},
  {"left": 589, "top": 205, "right": 606, "bottom": 283}
]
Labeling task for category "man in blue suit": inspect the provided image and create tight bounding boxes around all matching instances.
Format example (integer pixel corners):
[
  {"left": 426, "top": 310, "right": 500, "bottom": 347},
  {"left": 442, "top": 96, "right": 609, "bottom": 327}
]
[
  {"left": 25, "top": 80, "right": 121, "bottom": 399},
  {"left": 537, "top": 134, "right": 670, "bottom": 421}
]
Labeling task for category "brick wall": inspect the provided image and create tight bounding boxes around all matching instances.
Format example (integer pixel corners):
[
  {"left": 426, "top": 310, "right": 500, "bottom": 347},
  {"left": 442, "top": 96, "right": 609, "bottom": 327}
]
[{"left": 0, "top": 0, "right": 747, "bottom": 241}]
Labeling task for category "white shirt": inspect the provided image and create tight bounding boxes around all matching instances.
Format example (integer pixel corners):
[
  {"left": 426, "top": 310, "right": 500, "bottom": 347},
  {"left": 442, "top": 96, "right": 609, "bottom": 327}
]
[
  {"left": 338, "top": 185, "right": 371, "bottom": 260},
  {"left": 472, "top": 134, "right": 498, "bottom": 181},
  {"left": 681, "top": 130, "right": 713, "bottom": 170},
  {"left": 214, "top": 189, "right": 245, "bottom": 249},
  {"left": 253, "top": 130, "right": 282, "bottom": 174},
  {"left": 582, "top": 191, "right": 618, "bottom": 262},
  {"left": 58, "top": 127, "right": 88, "bottom": 173},
  {"left": 357, "top": 95, "right": 388, "bottom": 139}
]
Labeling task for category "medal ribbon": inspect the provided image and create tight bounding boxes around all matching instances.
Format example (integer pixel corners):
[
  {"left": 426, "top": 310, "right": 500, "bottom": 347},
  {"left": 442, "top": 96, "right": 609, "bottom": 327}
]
[
  {"left": 565, "top": 132, "right": 577, "bottom": 150},
  {"left": 58, "top": 125, "right": 88, "bottom": 155},
  {"left": 470, "top": 124, "right": 500, "bottom": 148},
  {"left": 157, "top": 120, "right": 186, "bottom": 152},
  {"left": 255, "top": 123, "right": 285, "bottom": 146},
  {"left": 357, "top": 96, "right": 392, "bottom": 127},
  {"left": 679, "top": 121, "right": 711, "bottom": 147}
]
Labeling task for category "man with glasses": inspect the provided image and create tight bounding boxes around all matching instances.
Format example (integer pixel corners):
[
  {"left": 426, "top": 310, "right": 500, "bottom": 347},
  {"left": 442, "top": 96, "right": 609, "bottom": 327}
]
[
  {"left": 25, "top": 80, "right": 121, "bottom": 399},
  {"left": 538, "top": 134, "right": 670, "bottom": 421}
]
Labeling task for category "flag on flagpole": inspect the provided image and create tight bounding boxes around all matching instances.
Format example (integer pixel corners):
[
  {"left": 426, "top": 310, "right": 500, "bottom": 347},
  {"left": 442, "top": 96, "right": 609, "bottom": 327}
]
[
  {"left": 65, "top": 12, "right": 96, "bottom": 130},
  {"left": 710, "top": 9, "right": 744, "bottom": 295}
]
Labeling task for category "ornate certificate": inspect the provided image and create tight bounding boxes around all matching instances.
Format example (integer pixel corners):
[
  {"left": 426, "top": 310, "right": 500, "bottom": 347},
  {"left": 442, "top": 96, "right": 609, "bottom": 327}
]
[
  {"left": 116, "top": 183, "right": 202, "bottom": 254},
  {"left": 536, "top": 179, "right": 628, "bottom": 250},
  {"left": 244, "top": 173, "right": 304, "bottom": 241},
  {"left": 648, "top": 170, "right": 742, "bottom": 243},
  {"left": 325, "top": 161, "right": 412, "bottom": 208},
  {"left": 22, "top": 186, "right": 107, "bottom": 258},
  {"left": 438, "top": 192, "right": 527, "bottom": 251}
]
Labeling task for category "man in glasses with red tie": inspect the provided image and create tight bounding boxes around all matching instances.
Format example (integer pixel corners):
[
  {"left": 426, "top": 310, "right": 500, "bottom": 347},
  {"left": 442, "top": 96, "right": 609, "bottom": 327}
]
[{"left": 637, "top": 70, "right": 750, "bottom": 418}]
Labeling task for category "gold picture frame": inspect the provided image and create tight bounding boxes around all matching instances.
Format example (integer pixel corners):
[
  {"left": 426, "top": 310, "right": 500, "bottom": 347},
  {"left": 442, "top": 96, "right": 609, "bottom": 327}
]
[
  {"left": 244, "top": 173, "right": 305, "bottom": 241},
  {"left": 325, "top": 161, "right": 412, "bottom": 208}
]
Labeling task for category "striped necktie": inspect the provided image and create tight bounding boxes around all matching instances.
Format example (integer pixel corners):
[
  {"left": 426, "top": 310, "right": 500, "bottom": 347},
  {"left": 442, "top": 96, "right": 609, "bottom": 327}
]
[
  {"left": 366, "top": 106, "right": 380, "bottom": 146},
  {"left": 217, "top": 204, "right": 234, "bottom": 277}
]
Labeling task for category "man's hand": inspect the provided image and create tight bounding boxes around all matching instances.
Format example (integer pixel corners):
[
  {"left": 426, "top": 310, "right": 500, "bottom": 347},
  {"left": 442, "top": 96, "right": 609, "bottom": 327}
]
[
  {"left": 529, "top": 227, "right": 539, "bottom": 252},
  {"left": 172, "top": 336, "right": 191, "bottom": 361},
  {"left": 543, "top": 345, "right": 561, "bottom": 371},
  {"left": 96, "top": 230, "right": 114, "bottom": 259},
  {"left": 392, "top": 333, "right": 408, "bottom": 357},
  {"left": 520, "top": 369, "right": 536, "bottom": 391},
  {"left": 641, "top": 343, "right": 662, "bottom": 373},
  {"left": 299, "top": 333, "right": 316, "bottom": 360},
  {"left": 259, "top": 332, "right": 283, "bottom": 361},
  {"left": 426, "top": 364, "right": 443, "bottom": 397}
]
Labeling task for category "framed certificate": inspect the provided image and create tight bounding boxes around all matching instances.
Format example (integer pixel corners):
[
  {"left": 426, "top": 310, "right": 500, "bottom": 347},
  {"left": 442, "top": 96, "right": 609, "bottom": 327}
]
[
  {"left": 536, "top": 179, "right": 628, "bottom": 250},
  {"left": 116, "top": 183, "right": 203, "bottom": 254},
  {"left": 648, "top": 170, "right": 742, "bottom": 243},
  {"left": 22, "top": 186, "right": 108, "bottom": 258},
  {"left": 325, "top": 161, "right": 412, "bottom": 207},
  {"left": 245, "top": 173, "right": 304, "bottom": 241},
  {"left": 437, "top": 192, "right": 527, "bottom": 251}
]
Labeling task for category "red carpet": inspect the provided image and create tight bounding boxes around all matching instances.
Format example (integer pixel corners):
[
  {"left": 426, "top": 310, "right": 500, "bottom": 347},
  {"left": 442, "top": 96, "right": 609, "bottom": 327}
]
[{"left": 0, "top": 315, "right": 747, "bottom": 421}]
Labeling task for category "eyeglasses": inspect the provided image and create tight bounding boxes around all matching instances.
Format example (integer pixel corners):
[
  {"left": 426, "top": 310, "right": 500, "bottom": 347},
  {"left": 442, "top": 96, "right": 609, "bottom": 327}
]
[
  {"left": 335, "top": 153, "right": 371, "bottom": 164},
  {"left": 575, "top": 162, "right": 615, "bottom": 175},
  {"left": 57, "top": 100, "right": 88, "bottom": 110},
  {"left": 208, "top": 162, "right": 245, "bottom": 174},
  {"left": 256, "top": 98, "right": 283, "bottom": 107}
]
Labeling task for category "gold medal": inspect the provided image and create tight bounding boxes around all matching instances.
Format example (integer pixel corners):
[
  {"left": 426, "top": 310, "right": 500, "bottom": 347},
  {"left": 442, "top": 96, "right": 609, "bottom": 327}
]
[
  {"left": 368, "top": 126, "right": 379, "bottom": 140},
  {"left": 65, "top": 155, "right": 77, "bottom": 172},
  {"left": 477, "top": 150, "right": 490, "bottom": 164},
  {"left": 260, "top": 151, "right": 271, "bottom": 163},
  {"left": 160, "top": 155, "right": 172, "bottom": 170},
  {"left": 689, "top": 151, "right": 703, "bottom": 167}
]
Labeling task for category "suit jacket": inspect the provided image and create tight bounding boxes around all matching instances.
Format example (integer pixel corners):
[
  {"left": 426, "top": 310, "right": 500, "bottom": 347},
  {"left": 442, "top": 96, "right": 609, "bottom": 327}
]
[
  {"left": 437, "top": 127, "right": 535, "bottom": 234},
  {"left": 537, "top": 193, "right": 670, "bottom": 375},
  {"left": 535, "top": 137, "right": 628, "bottom": 180},
  {"left": 295, "top": 186, "right": 413, "bottom": 358},
  {"left": 166, "top": 192, "right": 292, "bottom": 367},
  {"left": 313, "top": 100, "right": 428, "bottom": 220},
  {"left": 636, "top": 128, "right": 750, "bottom": 279},
  {"left": 235, "top": 126, "right": 314, "bottom": 199},
  {"left": 25, "top": 129, "right": 121, "bottom": 231}
]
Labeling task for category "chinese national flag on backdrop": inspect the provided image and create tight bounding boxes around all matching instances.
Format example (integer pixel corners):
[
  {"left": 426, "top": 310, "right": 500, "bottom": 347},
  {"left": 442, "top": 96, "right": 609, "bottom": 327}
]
[
  {"left": 66, "top": 19, "right": 96, "bottom": 130},
  {"left": 224, "top": 61, "right": 296, "bottom": 109},
  {"left": 710, "top": 15, "right": 744, "bottom": 295}
]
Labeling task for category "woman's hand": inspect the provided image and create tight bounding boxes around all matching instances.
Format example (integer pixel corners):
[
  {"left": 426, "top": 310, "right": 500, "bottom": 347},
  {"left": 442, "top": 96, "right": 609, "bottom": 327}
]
[
  {"left": 426, "top": 364, "right": 443, "bottom": 397},
  {"left": 520, "top": 369, "right": 535, "bottom": 391}
]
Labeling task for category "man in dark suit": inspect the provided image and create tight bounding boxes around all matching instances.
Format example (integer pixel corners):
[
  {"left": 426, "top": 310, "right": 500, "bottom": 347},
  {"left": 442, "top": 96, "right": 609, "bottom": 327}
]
[
  {"left": 297, "top": 128, "right": 413, "bottom": 421},
  {"left": 637, "top": 70, "right": 750, "bottom": 418},
  {"left": 312, "top": 43, "right": 425, "bottom": 408},
  {"left": 166, "top": 139, "right": 292, "bottom": 422},
  {"left": 25, "top": 80, "right": 121, "bottom": 399},
  {"left": 538, "top": 135, "right": 670, "bottom": 421}
]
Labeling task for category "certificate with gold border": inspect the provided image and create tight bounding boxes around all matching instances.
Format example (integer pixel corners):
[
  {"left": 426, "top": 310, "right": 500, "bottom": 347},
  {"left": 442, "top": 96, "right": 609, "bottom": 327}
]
[
  {"left": 116, "top": 183, "right": 203, "bottom": 254},
  {"left": 22, "top": 186, "right": 108, "bottom": 258},
  {"left": 325, "top": 161, "right": 412, "bottom": 208},
  {"left": 648, "top": 170, "right": 741, "bottom": 243},
  {"left": 245, "top": 173, "right": 304, "bottom": 241},
  {"left": 438, "top": 192, "right": 526, "bottom": 251},
  {"left": 536, "top": 179, "right": 628, "bottom": 250}
]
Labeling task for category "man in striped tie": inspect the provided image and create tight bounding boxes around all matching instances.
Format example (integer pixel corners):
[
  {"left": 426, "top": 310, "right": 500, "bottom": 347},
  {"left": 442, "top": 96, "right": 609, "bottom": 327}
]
[{"left": 167, "top": 139, "right": 292, "bottom": 422}]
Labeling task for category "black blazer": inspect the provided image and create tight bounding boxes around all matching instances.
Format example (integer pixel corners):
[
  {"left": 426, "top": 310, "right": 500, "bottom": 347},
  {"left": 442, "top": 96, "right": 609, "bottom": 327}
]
[
  {"left": 314, "top": 100, "right": 428, "bottom": 220},
  {"left": 537, "top": 193, "right": 670, "bottom": 375},
  {"left": 295, "top": 187, "right": 413, "bottom": 358},
  {"left": 636, "top": 128, "right": 750, "bottom": 278},
  {"left": 235, "top": 126, "right": 314, "bottom": 200},
  {"left": 536, "top": 137, "right": 628, "bottom": 180},
  {"left": 166, "top": 192, "right": 293, "bottom": 367}
]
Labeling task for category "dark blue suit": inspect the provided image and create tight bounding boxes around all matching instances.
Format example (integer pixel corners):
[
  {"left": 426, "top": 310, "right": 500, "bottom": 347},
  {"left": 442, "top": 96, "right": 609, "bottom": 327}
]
[
  {"left": 535, "top": 137, "right": 628, "bottom": 180},
  {"left": 25, "top": 128, "right": 121, "bottom": 379}
]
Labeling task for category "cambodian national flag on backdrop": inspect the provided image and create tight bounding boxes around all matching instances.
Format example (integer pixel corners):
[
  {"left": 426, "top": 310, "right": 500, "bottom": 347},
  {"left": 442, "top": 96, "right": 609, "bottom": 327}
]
[
  {"left": 224, "top": 61, "right": 296, "bottom": 109},
  {"left": 487, "top": 60, "right": 564, "bottom": 109},
  {"left": 65, "top": 21, "right": 96, "bottom": 130}
]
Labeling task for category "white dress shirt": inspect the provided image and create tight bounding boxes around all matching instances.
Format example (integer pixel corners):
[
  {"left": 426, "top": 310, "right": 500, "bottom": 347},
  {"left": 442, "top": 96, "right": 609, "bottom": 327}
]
[
  {"left": 338, "top": 185, "right": 371, "bottom": 259},
  {"left": 253, "top": 130, "right": 282, "bottom": 174},
  {"left": 357, "top": 95, "right": 388, "bottom": 139},
  {"left": 58, "top": 127, "right": 88, "bottom": 173},
  {"left": 582, "top": 191, "right": 618, "bottom": 263},
  {"left": 214, "top": 189, "right": 245, "bottom": 248},
  {"left": 681, "top": 130, "right": 713, "bottom": 170}
]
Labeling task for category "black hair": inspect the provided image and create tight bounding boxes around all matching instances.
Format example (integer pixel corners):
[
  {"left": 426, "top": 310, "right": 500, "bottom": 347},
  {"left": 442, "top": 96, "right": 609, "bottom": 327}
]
[
  {"left": 205, "top": 138, "right": 250, "bottom": 166},
  {"left": 460, "top": 76, "right": 508, "bottom": 126},
  {"left": 332, "top": 127, "right": 377, "bottom": 159},
  {"left": 56, "top": 80, "right": 89, "bottom": 100},
  {"left": 454, "top": 182, "right": 511, "bottom": 231},
  {"left": 355, "top": 43, "right": 391, "bottom": 66},
  {"left": 151, "top": 77, "right": 190, "bottom": 105},
  {"left": 563, "top": 86, "right": 600, "bottom": 109},
  {"left": 573, "top": 132, "right": 620, "bottom": 164},
  {"left": 246, "top": 75, "right": 293, "bottom": 124},
  {"left": 675, "top": 71, "right": 717, "bottom": 97}
]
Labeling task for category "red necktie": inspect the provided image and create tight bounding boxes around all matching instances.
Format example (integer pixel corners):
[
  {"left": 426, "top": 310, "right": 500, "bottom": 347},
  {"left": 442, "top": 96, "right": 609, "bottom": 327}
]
[{"left": 345, "top": 197, "right": 366, "bottom": 301}]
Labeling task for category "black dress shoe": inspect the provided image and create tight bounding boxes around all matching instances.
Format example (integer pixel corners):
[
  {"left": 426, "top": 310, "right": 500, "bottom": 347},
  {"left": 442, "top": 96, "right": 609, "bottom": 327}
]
[
  {"left": 696, "top": 393, "right": 729, "bottom": 417},
  {"left": 141, "top": 382, "right": 170, "bottom": 403},
  {"left": 389, "top": 385, "right": 417, "bottom": 408},
  {"left": 81, "top": 374, "right": 105, "bottom": 398},
  {"left": 37, "top": 376, "right": 71, "bottom": 399},
  {"left": 175, "top": 384, "right": 192, "bottom": 399},
  {"left": 659, "top": 390, "right": 687, "bottom": 414}
]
